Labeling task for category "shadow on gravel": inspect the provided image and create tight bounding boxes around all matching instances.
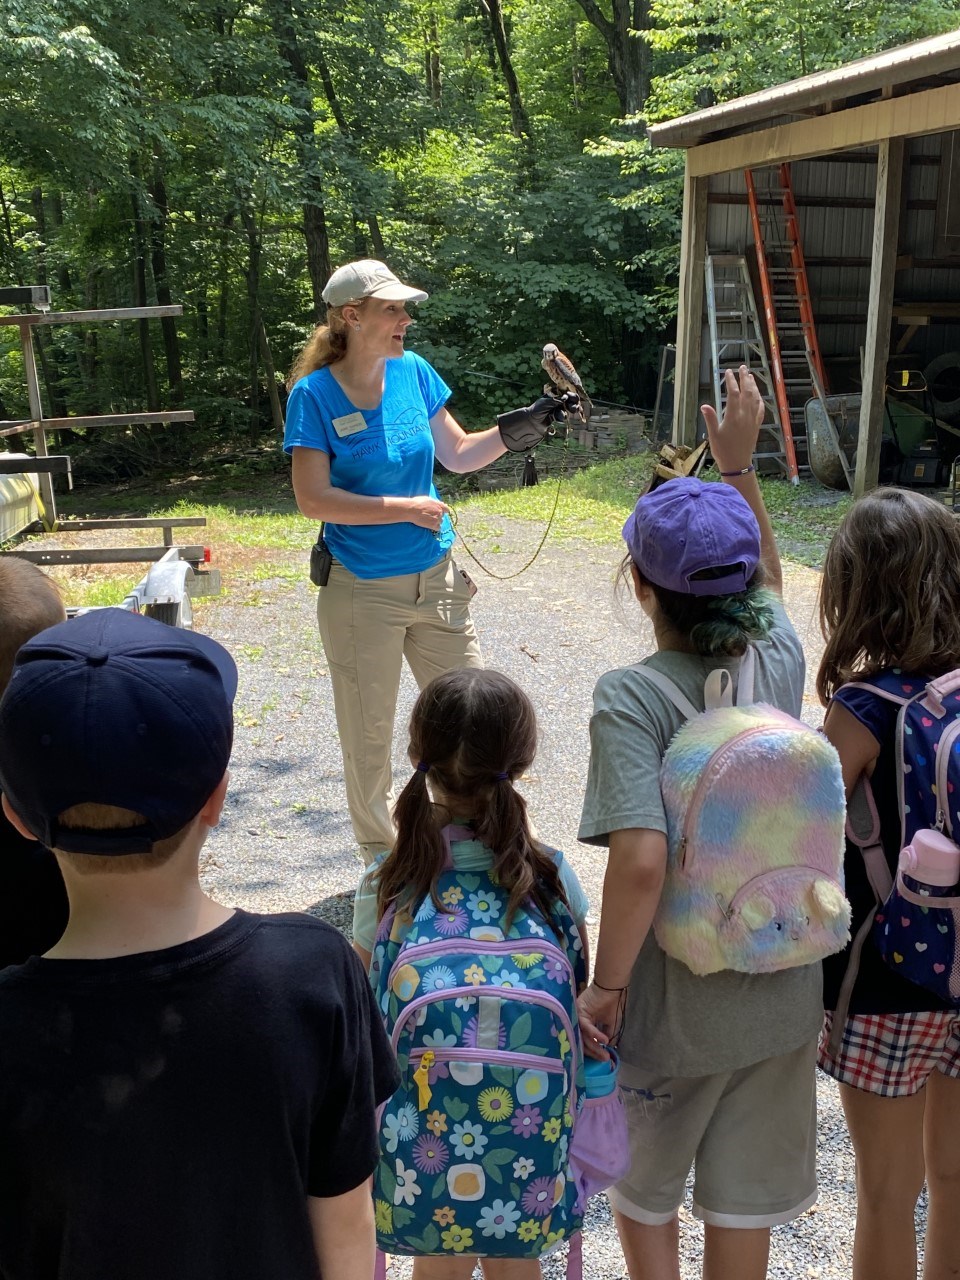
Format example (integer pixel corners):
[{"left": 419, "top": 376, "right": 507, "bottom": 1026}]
[{"left": 306, "top": 891, "right": 354, "bottom": 937}]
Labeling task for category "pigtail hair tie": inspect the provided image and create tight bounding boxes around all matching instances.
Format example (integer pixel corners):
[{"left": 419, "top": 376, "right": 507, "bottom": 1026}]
[
  {"left": 415, "top": 761, "right": 430, "bottom": 774},
  {"left": 494, "top": 771, "right": 509, "bottom": 781}
]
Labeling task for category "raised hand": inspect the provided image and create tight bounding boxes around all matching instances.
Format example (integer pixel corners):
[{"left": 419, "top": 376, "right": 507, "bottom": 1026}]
[{"left": 700, "top": 365, "right": 765, "bottom": 475}]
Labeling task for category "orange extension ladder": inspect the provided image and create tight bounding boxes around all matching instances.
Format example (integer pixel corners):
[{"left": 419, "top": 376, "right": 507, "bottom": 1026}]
[{"left": 745, "top": 164, "right": 834, "bottom": 485}]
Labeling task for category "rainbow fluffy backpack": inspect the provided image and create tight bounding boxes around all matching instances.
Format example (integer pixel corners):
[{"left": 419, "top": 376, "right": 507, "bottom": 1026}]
[{"left": 633, "top": 649, "right": 850, "bottom": 975}]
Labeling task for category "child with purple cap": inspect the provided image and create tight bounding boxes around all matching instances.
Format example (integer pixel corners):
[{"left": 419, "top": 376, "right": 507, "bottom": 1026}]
[
  {"left": 577, "top": 368, "right": 819, "bottom": 1280},
  {"left": 0, "top": 608, "right": 398, "bottom": 1280}
]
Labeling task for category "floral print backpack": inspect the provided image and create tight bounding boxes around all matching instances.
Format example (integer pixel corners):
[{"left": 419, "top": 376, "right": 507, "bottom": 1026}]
[{"left": 370, "top": 826, "right": 593, "bottom": 1276}]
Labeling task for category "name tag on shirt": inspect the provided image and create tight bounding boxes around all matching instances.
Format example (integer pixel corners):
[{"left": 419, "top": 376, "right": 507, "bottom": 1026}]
[{"left": 331, "top": 411, "right": 367, "bottom": 438}]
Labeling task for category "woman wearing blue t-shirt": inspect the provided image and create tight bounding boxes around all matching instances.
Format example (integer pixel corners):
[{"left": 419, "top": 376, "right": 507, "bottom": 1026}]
[{"left": 284, "top": 260, "right": 563, "bottom": 866}]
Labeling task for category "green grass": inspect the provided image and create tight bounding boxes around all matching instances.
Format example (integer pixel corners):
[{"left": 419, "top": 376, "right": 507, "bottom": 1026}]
[
  {"left": 55, "top": 454, "right": 850, "bottom": 578},
  {"left": 456, "top": 456, "right": 849, "bottom": 568},
  {"left": 70, "top": 578, "right": 139, "bottom": 608}
]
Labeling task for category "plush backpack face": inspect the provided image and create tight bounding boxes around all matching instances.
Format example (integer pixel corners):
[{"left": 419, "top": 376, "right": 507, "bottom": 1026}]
[{"left": 370, "top": 847, "right": 588, "bottom": 1262}]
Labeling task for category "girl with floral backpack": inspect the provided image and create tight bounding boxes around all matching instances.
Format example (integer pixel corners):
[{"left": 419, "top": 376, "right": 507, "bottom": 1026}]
[
  {"left": 817, "top": 488, "right": 960, "bottom": 1280},
  {"left": 353, "top": 668, "right": 622, "bottom": 1279}
]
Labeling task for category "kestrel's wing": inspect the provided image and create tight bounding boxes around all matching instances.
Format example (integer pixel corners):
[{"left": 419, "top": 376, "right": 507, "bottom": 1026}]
[{"left": 552, "top": 349, "right": 584, "bottom": 392}]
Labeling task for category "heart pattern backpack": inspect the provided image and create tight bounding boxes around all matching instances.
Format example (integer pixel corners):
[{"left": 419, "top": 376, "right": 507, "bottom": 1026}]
[{"left": 829, "top": 670, "right": 960, "bottom": 1052}]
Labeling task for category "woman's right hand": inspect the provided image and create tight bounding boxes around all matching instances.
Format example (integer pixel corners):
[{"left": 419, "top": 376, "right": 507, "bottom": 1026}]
[{"left": 406, "top": 496, "right": 451, "bottom": 532}]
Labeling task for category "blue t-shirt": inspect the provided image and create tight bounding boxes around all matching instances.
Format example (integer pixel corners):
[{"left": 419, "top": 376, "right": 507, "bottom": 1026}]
[{"left": 284, "top": 351, "right": 454, "bottom": 579}]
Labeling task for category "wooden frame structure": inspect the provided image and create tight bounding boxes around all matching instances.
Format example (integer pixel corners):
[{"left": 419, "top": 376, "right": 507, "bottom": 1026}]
[
  {"left": 0, "top": 303, "right": 193, "bottom": 523},
  {"left": 649, "top": 30, "right": 960, "bottom": 495},
  {"left": 0, "top": 298, "right": 219, "bottom": 611}
]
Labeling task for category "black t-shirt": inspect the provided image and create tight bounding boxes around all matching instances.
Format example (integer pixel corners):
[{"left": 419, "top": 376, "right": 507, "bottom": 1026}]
[
  {"left": 0, "top": 910, "right": 399, "bottom": 1280},
  {"left": 0, "top": 809, "right": 68, "bottom": 969},
  {"left": 822, "top": 687, "right": 952, "bottom": 1015}
]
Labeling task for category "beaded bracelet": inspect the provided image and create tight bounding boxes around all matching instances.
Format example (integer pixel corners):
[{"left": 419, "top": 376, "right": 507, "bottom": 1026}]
[{"left": 719, "top": 463, "right": 756, "bottom": 477}]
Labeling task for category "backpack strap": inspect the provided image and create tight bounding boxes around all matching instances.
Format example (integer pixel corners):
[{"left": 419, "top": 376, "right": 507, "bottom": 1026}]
[
  {"left": 922, "top": 669, "right": 960, "bottom": 717},
  {"left": 630, "top": 647, "right": 757, "bottom": 721},
  {"left": 827, "top": 777, "right": 894, "bottom": 1057},
  {"left": 628, "top": 666, "right": 699, "bottom": 720},
  {"left": 374, "top": 1249, "right": 387, "bottom": 1280}
]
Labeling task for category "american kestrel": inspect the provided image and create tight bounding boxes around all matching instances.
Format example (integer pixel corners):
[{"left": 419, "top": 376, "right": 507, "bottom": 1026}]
[{"left": 541, "top": 343, "right": 592, "bottom": 422}]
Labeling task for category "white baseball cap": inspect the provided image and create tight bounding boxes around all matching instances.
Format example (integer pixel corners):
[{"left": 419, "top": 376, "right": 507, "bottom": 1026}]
[{"left": 321, "top": 259, "right": 428, "bottom": 308}]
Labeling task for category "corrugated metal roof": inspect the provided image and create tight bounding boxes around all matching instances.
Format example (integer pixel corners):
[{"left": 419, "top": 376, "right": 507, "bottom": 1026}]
[{"left": 648, "top": 29, "right": 960, "bottom": 149}]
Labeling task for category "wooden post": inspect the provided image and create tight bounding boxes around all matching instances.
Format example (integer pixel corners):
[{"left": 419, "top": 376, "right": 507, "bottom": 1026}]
[
  {"left": 856, "top": 137, "right": 905, "bottom": 497},
  {"left": 258, "top": 317, "right": 285, "bottom": 433},
  {"left": 674, "top": 160, "right": 709, "bottom": 447},
  {"left": 17, "top": 320, "right": 56, "bottom": 526}
]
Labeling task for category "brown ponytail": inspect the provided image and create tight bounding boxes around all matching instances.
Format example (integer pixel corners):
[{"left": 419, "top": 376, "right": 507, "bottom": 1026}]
[{"left": 374, "top": 669, "right": 569, "bottom": 935}]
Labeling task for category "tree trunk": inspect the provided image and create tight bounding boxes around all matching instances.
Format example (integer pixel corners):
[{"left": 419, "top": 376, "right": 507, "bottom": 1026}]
[
  {"left": 268, "top": 0, "right": 331, "bottom": 319},
  {"left": 148, "top": 165, "right": 184, "bottom": 402},
  {"left": 571, "top": 0, "right": 651, "bottom": 118},
  {"left": 425, "top": 9, "right": 442, "bottom": 107},
  {"left": 478, "top": 0, "right": 537, "bottom": 178},
  {"left": 30, "top": 188, "right": 68, "bottom": 417},
  {"left": 240, "top": 207, "right": 263, "bottom": 437},
  {"left": 215, "top": 211, "right": 234, "bottom": 367},
  {"left": 131, "top": 188, "right": 160, "bottom": 412},
  {"left": 0, "top": 184, "right": 21, "bottom": 284},
  {"left": 49, "top": 193, "right": 72, "bottom": 296},
  {"left": 314, "top": 45, "right": 387, "bottom": 265}
]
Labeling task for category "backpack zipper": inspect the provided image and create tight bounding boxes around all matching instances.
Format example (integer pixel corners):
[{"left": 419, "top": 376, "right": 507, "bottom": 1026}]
[
  {"left": 678, "top": 716, "right": 807, "bottom": 870},
  {"left": 384, "top": 936, "right": 579, "bottom": 1008},
  {"left": 410, "top": 1045, "right": 565, "bottom": 1111},
  {"left": 392, "top": 984, "right": 580, "bottom": 1114}
]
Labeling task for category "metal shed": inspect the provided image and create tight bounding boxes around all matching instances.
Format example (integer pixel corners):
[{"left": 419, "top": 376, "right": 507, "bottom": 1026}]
[{"left": 649, "top": 30, "right": 960, "bottom": 494}]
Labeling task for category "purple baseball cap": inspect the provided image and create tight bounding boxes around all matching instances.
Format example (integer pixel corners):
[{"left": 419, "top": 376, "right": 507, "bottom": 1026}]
[
  {"left": 622, "top": 476, "right": 761, "bottom": 596},
  {"left": 0, "top": 609, "right": 237, "bottom": 855}
]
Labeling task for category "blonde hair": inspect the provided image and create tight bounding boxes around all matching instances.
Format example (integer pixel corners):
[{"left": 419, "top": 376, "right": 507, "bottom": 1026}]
[
  {"left": 817, "top": 488, "right": 960, "bottom": 704},
  {"left": 286, "top": 299, "right": 368, "bottom": 388},
  {"left": 55, "top": 803, "right": 191, "bottom": 874},
  {"left": 0, "top": 558, "right": 65, "bottom": 694}
]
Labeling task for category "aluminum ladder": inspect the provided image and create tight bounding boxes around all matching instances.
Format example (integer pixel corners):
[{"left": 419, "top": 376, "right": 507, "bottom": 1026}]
[{"left": 704, "top": 253, "right": 794, "bottom": 479}]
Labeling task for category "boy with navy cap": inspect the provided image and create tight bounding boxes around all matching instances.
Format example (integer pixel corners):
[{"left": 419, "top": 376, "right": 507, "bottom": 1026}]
[{"left": 0, "top": 609, "right": 398, "bottom": 1280}]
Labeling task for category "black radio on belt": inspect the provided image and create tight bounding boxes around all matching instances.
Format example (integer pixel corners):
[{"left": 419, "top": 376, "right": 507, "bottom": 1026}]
[{"left": 309, "top": 525, "right": 332, "bottom": 587}]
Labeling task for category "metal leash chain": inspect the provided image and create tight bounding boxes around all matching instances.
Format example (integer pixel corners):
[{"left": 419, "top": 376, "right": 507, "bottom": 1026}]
[{"left": 444, "top": 427, "right": 571, "bottom": 581}]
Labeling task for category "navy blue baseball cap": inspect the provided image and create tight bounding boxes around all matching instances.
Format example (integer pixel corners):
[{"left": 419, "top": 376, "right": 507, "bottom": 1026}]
[{"left": 0, "top": 609, "right": 237, "bottom": 855}]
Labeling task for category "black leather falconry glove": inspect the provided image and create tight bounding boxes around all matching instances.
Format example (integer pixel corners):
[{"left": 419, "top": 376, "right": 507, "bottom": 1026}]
[{"left": 497, "top": 394, "right": 571, "bottom": 452}]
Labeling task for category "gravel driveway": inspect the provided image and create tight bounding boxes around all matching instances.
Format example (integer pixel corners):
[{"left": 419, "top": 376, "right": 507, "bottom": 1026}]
[{"left": 192, "top": 510, "right": 912, "bottom": 1279}]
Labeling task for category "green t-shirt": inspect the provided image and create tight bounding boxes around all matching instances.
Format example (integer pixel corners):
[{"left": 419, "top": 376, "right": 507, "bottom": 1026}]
[
  {"left": 352, "top": 836, "right": 590, "bottom": 954},
  {"left": 578, "top": 599, "right": 823, "bottom": 1078}
]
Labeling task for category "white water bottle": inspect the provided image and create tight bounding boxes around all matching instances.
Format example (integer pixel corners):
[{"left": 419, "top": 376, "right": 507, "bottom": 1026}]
[{"left": 899, "top": 829, "right": 960, "bottom": 888}]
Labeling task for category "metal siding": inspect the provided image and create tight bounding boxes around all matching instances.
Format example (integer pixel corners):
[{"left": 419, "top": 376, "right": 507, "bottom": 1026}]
[{"left": 705, "top": 134, "right": 960, "bottom": 376}]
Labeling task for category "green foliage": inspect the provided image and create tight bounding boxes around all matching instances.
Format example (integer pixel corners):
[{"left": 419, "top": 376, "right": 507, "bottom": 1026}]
[
  {"left": 0, "top": 0, "right": 956, "bottom": 478},
  {"left": 643, "top": 0, "right": 960, "bottom": 120}
]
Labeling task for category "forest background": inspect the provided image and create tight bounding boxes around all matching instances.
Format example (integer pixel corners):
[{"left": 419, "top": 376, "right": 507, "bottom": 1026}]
[{"left": 2, "top": 0, "right": 960, "bottom": 482}]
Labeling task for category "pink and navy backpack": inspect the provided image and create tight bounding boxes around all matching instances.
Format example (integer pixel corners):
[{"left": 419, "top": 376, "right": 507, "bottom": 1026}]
[
  {"left": 633, "top": 649, "right": 850, "bottom": 976},
  {"left": 369, "top": 826, "right": 629, "bottom": 1278},
  {"left": 831, "top": 669, "right": 960, "bottom": 1045}
]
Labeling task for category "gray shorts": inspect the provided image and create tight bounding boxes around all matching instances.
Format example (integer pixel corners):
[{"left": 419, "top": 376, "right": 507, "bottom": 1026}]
[{"left": 609, "top": 1038, "right": 818, "bottom": 1229}]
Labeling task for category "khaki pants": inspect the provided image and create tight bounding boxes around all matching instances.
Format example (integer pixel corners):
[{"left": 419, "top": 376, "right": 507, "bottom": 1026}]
[{"left": 317, "top": 553, "right": 482, "bottom": 864}]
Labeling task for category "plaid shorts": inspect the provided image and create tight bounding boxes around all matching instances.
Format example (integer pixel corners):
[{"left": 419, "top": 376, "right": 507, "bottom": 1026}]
[{"left": 819, "top": 1010, "right": 960, "bottom": 1097}]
